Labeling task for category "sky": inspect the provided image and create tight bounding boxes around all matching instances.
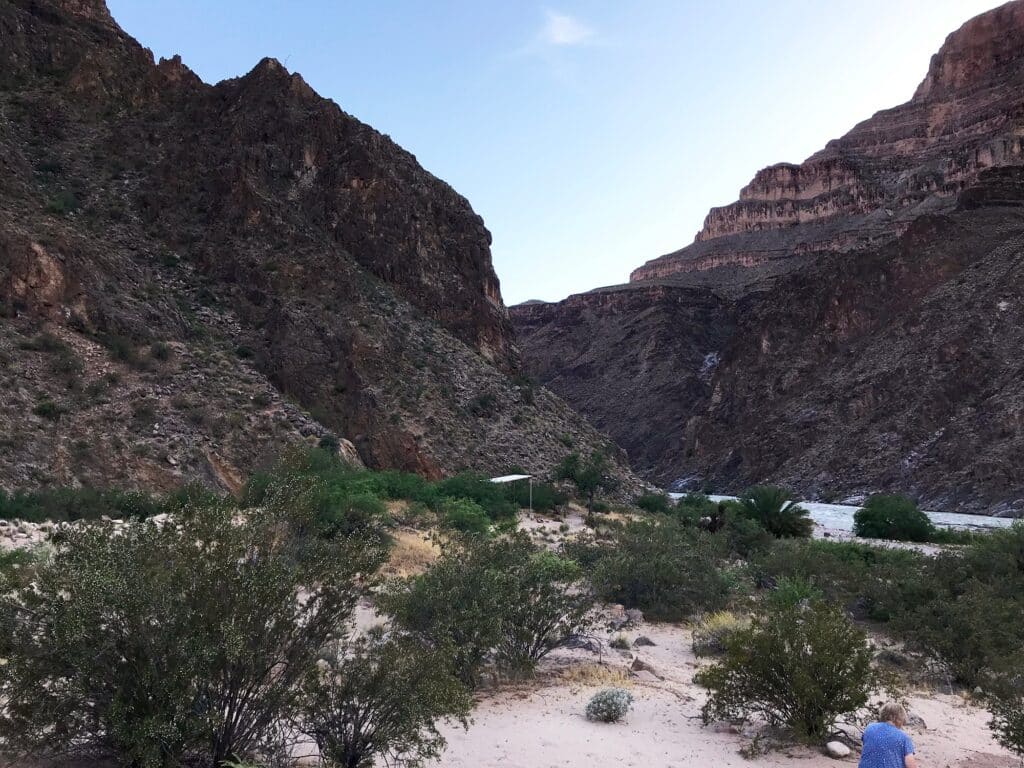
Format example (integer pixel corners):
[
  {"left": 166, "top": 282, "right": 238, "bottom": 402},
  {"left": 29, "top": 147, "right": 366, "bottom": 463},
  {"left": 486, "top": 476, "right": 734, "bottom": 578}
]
[{"left": 107, "top": 0, "right": 1005, "bottom": 305}]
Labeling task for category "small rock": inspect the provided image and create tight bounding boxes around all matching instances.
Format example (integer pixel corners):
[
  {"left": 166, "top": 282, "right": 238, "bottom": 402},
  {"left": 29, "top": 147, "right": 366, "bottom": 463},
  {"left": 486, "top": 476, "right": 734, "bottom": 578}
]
[
  {"left": 905, "top": 713, "right": 927, "bottom": 731},
  {"left": 630, "top": 657, "right": 661, "bottom": 679},
  {"left": 633, "top": 635, "right": 656, "bottom": 647},
  {"left": 166, "top": 455, "right": 178, "bottom": 466},
  {"left": 825, "top": 741, "right": 851, "bottom": 759},
  {"left": 832, "top": 723, "right": 863, "bottom": 745}
]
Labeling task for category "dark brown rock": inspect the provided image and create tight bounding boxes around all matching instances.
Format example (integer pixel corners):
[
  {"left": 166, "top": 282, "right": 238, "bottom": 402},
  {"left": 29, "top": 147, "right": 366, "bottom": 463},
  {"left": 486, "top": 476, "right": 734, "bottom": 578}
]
[{"left": 0, "top": 0, "right": 637, "bottom": 493}]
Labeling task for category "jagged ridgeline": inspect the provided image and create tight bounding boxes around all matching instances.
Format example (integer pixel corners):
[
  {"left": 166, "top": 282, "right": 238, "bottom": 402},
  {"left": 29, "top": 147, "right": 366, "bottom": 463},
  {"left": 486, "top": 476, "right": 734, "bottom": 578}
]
[
  {"left": 512, "top": 1, "right": 1024, "bottom": 513},
  {"left": 0, "top": 0, "right": 635, "bottom": 492}
]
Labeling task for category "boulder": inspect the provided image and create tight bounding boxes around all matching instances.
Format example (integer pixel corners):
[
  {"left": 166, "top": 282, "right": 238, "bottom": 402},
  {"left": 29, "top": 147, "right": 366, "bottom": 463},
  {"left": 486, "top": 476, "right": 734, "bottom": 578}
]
[
  {"left": 633, "top": 635, "right": 656, "bottom": 647},
  {"left": 825, "top": 741, "right": 851, "bottom": 759}
]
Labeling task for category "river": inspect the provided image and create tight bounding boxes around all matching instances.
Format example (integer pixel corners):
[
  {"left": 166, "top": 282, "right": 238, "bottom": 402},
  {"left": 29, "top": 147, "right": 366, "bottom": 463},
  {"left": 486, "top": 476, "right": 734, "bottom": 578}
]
[{"left": 666, "top": 494, "right": 1017, "bottom": 533}]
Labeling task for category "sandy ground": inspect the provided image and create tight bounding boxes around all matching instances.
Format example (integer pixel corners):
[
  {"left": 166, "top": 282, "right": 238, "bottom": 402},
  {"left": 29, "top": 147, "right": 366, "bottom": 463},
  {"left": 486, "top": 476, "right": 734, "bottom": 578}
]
[{"left": 437, "top": 620, "right": 1017, "bottom": 768}]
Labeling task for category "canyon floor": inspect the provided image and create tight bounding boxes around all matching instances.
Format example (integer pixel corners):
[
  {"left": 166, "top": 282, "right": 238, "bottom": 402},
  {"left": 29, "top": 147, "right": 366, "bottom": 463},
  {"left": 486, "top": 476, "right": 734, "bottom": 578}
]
[{"left": 437, "top": 619, "right": 1014, "bottom": 768}]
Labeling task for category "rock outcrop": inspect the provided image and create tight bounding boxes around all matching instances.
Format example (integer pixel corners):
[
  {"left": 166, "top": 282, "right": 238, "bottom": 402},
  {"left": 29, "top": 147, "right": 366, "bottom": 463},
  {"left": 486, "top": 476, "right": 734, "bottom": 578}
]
[
  {"left": 513, "top": 2, "right": 1024, "bottom": 513},
  {"left": 0, "top": 0, "right": 635, "bottom": 493},
  {"left": 631, "top": 0, "right": 1024, "bottom": 282}
]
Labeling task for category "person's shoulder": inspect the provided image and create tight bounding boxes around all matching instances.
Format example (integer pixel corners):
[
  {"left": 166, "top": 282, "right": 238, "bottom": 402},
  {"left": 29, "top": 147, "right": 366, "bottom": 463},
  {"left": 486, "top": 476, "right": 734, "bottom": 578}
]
[{"left": 863, "top": 722, "right": 884, "bottom": 735}]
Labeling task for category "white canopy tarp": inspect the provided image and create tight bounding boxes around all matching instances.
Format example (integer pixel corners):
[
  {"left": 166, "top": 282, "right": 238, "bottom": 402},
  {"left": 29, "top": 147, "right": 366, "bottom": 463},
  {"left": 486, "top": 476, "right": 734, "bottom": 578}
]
[{"left": 488, "top": 474, "right": 533, "bottom": 483}]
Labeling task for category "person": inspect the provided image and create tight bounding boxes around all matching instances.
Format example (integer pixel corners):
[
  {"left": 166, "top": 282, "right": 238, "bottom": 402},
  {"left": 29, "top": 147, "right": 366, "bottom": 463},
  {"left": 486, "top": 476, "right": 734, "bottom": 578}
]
[{"left": 858, "top": 702, "right": 917, "bottom": 768}]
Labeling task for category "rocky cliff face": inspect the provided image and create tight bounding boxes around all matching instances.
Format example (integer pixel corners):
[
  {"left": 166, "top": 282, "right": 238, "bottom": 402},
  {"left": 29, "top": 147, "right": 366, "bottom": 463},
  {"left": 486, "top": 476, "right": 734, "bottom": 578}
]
[
  {"left": 513, "top": 2, "right": 1024, "bottom": 513},
  {"left": 0, "top": 0, "right": 634, "bottom": 493},
  {"left": 631, "top": 0, "right": 1024, "bottom": 282}
]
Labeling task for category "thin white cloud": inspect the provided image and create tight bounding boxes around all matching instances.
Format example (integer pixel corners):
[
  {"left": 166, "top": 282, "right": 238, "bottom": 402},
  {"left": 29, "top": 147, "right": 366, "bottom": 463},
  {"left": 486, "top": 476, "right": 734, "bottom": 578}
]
[{"left": 538, "top": 10, "right": 594, "bottom": 47}]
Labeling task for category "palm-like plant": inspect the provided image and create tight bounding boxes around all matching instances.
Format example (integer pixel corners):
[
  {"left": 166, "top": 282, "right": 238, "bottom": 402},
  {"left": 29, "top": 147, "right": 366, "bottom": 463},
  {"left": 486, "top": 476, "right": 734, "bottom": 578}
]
[{"left": 738, "top": 486, "right": 813, "bottom": 538}]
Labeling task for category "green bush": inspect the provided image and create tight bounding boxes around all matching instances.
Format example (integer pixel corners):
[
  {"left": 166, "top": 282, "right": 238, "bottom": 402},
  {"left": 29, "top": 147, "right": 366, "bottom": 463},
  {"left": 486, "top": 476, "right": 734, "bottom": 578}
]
[
  {"left": 32, "top": 399, "right": 63, "bottom": 420},
  {"left": 696, "top": 601, "right": 880, "bottom": 740},
  {"left": 313, "top": 487, "right": 388, "bottom": 538},
  {"left": 554, "top": 450, "right": 617, "bottom": 512},
  {"left": 888, "top": 526, "right": 1024, "bottom": 685},
  {"left": 585, "top": 688, "right": 634, "bottom": 723},
  {"left": 0, "top": 486, "right": 177, "bottom": 523},
  {"left": 298, "top": 635, "right": 471, "bottom": 768},
  {"left": 853, "top": 494, "right": 935, "bottom": 542},
  {"left": 434, "top": 473, "right": 516, "bottom": 520},
  {"left": 382, "top": 533, "right": 592, "bottom": 685},
  {"left": 752, "top": 538, "right": 920, "bottom": 621},
  {"left": 766, "top": 576, "right": 823, "bottom": 611},
  {"left": 988, "top": 671, "right": 1024, "bottom": 757},
  {"left": 440, "top": 497, "right": 491, "bottom": 535},
  {"left": 0, "top": 482, "right": 384, "bottom": 766},
  {"left": 588, "top": 519, "right": 731, "bottom": 621},
  {"left": 636, "top": 492, "right": 673, "bottom": 514},
  {"left": 737, "top": 486, "right": 813, "bottom": 538}
]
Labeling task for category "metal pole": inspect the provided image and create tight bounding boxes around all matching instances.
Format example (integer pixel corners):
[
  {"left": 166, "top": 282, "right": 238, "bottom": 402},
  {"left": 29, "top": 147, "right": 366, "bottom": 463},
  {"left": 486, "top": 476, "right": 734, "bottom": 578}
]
[{"left": 529, "top": 477, "right": 533, "bottom": 514}]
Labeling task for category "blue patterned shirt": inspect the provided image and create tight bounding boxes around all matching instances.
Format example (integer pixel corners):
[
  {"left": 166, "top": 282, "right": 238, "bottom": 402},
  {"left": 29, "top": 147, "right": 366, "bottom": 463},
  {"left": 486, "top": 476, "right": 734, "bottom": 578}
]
[{"left": 858, "top": 722, "right": 915, "bottom": 768}]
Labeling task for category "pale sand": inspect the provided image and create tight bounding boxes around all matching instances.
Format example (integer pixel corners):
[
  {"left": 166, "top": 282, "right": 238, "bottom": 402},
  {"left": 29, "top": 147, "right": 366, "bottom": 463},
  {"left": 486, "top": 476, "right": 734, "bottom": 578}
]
[{"left": 438, "top": 621, "right": 1016, "bottom": 768}]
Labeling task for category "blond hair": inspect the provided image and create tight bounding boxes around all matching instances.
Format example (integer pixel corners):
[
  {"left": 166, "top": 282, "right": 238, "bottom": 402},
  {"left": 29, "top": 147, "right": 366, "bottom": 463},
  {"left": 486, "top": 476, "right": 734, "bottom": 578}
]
[{"left": 879, "top": 702, "right": 907, "bottom": 725}]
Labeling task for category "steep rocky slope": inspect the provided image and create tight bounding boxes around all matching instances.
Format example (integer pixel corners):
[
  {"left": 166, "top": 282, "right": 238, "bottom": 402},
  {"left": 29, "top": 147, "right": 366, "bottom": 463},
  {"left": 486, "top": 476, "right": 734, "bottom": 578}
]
[
  {"left": 631, "top": 0, "right": 1024, "bottom": 282},
  {"left": 0, "top": 0, "right": 633, "bottom": 492},
  {"left": 513, "top": 2, "right": 1024, "bottom": 513}
]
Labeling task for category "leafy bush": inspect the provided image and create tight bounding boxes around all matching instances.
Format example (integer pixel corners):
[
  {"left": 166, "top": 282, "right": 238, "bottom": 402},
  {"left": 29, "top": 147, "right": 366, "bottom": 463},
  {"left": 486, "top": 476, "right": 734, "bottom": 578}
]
[
  {"left": 853, "top": 494, "right": 935, "bottom": 542},
  {"left": 0, "top": 486, "right": 179, "bottom": 522},
  {"left": 588, "top": 519, "right": 731, "bottom": 621},
  {"left": 298, "top": 635, "right": 471, "bottom": 768},
  {"left": 503, "top": 479, "right": 565, "bottom": 513},
  {"left": 434, "top": 473, "right": 516, "bottom": 520},
  {"left": 382, "top": 533, "right": 592, "bottom": 685},
  {"left": 440, "top": 497, "right": 491, "bottom": 534},
  {"left": 313, "top": 486, "right": 388, "bottom": 538},
  {"left": 555, "top": 450, "right": 617, "bottom": 512},
  {"left": 766, "top": 576, "right": 824, "bottom": 611},
  {"left": 988, "top": 672, "right": 1024, "bottom": 757},
  {"left": 692, "top": 611, "right": 751, "bottom": 657},
  {"left": 737, "top": 486, "right": 813, "bottom": 538},
  {"left": 889, "top": 527, "right": 1024, "bottom": 685},
  {"left": 752, "top": 538, "right": 920, "bottom": 621},
  {"left": 0, "top": 482, "right": 384, "bottom": 766},
  {"left": 585, "top": 688, "right": 634, "bottom": 723},
  {"left": 45, "top": 189, "right": 78, "bottom": 215},
  {"left": 696, "top": 601, "right": 880, "bottom": 740},
  {"left": 32, "top": 399, "right": 63, "bottom": 420},
  {"left": 636, "top": 492, "right": 673, "bottom": 514},
  {"left": 149, "top": 341, "right": 171, "bottom": 361}
]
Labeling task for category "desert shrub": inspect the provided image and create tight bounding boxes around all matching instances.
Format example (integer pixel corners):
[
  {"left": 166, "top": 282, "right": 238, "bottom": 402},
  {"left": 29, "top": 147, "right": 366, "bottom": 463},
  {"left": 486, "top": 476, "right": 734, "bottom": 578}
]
[
  {"left": 440, "top": 497, "right": 491, "bottom": 535},
  {"left": 0, "top": 482, "right": 384, "bottom": 766},
  {"left": 313, "top": 487, "right": 388, "bottom": 538},
  {"left": 692, "top": 611, "right": 751, "bottom": 657},
  {"left": 636, "top": 492, "right": 673, "bottom": 514},
  {"left": 555, "top": 450, "right": 617, "bottom": 512},
  {"left": 149, "top": 341, "right": 171, "bottom": 361},
  {"left": 988, "top": 670, "right": 1024, "bottom": 757},
  {"left": 317, "top": 433, "right": 340, "bottom": 452},
  {"left": 737, "top": 486, "right": 813, "bottom": 538},
  {"left": 382, "top": 533, "right": 592, "bottom": 685},
  {"left": 609, "top": 633, "right": 630, "bottom": 650},
  {"left": 853, "top": 494, "right": 935, "bottom": 542},
  {"left": 494, "top": 549, "right": 592, "bottom": 678},
  {"left": 696, "top": 601, "right": 880, "bottom": 740},
  {"left": 433, "top": 472, "right": 515, "bottom": 519},
  {"left": 503, "top": 479, "right": 565, "bottom": 513},
  {"left": 31, "top": 399, "right": 63, "bottom": 420},
  {"left": 766, "top": 576, "right": 824, "bottom": 611},
  {"left": 45, "top": 189, "right": 78, "bottom": 215},
  {"left": 673, "top": 492, "right": 717, "bottom": 523},
  {"left": 721, "top": 511, "right": 774, "bottom": 558},
  {"left": 752, "top": 539, "right": 921, "bottom": 621},
  {"left": 589, "top": 519, "right": 731, "bottom": 621},
  {"left": 889, "top": 528, "right": 1024, "bottom": 685},
  {"left": 0, "top": 486, "right": 174, "bottom": 522},
  {"left": 585, "top": 688, "right": 634, "bottom": 723},
  {"left": 298, "top": 635, "right": 471, "bottom": 768}
]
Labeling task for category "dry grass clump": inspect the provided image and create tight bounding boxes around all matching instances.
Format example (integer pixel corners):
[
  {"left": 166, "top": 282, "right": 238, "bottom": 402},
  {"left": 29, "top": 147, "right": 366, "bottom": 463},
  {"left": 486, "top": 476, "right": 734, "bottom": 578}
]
[
  {"left": 380, "top": 529, "right": 440, "bottom": 577},
  {"left": 556, "top": 662, "right": 633, "bottom": 689},
  {"left": 692, "top": 611, "right": 751, "bottom": 657}
]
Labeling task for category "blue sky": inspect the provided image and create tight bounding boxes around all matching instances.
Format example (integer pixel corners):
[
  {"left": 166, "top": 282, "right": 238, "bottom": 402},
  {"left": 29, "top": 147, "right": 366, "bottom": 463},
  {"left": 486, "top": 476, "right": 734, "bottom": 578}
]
[{"left": 107, "top": 1, "right": 1003, "bottom": 304}]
